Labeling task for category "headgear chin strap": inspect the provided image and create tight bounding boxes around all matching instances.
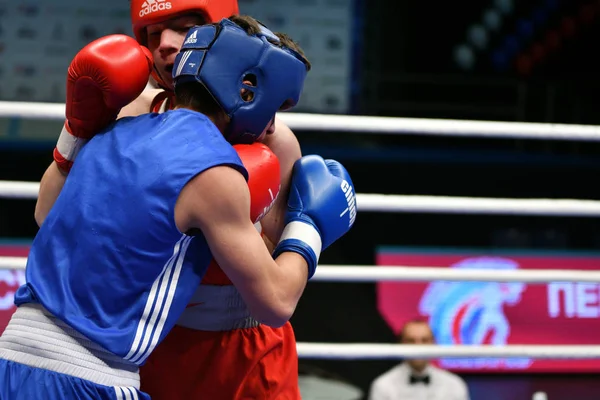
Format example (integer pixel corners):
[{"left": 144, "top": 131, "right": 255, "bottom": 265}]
[{"left": 172, "top": 19, "right": 308, "bottom": 144}]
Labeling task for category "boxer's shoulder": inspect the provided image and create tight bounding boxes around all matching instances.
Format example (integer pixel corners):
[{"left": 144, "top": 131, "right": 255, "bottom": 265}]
[
  {"left": 262, "top": 118, "right": 300, "bottom": 160},
  {"left": 117, "top": 87, "right": 164, "bottom": 119}
]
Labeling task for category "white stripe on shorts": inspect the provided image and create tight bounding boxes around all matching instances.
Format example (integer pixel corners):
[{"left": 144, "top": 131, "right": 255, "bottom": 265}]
[{"left": 114, "top": 386, "right": 139, "bottom": 400}]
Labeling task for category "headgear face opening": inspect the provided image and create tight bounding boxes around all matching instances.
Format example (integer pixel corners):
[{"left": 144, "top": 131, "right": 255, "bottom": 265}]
[
  {"left": 172, "top": 19, "right": 308, "bottom": 144},
  {"left": 130, "top": 0, "right": 239, "bottom": 89},
  {"left": 130, "top": 0, "right": 239, "bottom": 44}
]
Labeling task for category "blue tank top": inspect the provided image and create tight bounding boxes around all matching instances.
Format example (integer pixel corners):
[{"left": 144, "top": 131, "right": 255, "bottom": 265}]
[{"left": 15, "top": 108, "right": 247, "bottom": 365}]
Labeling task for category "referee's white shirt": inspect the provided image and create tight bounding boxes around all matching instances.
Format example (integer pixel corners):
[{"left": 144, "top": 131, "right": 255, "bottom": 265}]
[{"left": 368, "top": 363, "right": 469, "bottom": 400}]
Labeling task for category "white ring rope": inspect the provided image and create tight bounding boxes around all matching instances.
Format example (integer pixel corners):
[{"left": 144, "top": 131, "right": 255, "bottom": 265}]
[
  {"left": 312, "top": 265, "right": 600, "bottom": 283},
  {"left": 0, "top": 181, "right": 39, "bottom": 199},
  {"left": 0, "top": 257, "right": 26, "bottom": 270},
  {"left": 2, "top": 100, "right": 600, "bottom": 141},
  {"left": 2, "top": 257, "right": 600, "bottom": 283},
  {"left": 2, "top": 180, "right": 600, "bottom": 217},
  {"left": 3, "top": 252, "right": 600, "bottom": 360},
  {"left": 295, "top": 343, "right": 600, "bottom": 359},
  {"left": 5, "top": 255, "right": 600, "bottom": 360}
]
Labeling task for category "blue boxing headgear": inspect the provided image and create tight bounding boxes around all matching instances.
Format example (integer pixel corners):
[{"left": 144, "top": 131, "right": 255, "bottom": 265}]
[{"left": 172, "top": 19, "right": 308, "bottom": 144}]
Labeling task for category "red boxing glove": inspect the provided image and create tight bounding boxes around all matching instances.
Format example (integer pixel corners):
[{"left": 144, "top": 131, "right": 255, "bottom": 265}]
[
  {"left": 202, "top": 143, "right": 281, "bottom": 285},
  {"left": 54, "top": 34, "right": 153, "bottom": 173},
  {"left": 233, "top": 143, "right": 281, "bottom": 224}
]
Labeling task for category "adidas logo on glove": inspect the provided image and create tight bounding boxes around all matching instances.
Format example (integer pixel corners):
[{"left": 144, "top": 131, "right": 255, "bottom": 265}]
[
  {"left": 340, "top": 180, "right": 356, "bottom": 228},
  {"left": 139, "top": 0, "right": 171, "bottom": 17}
]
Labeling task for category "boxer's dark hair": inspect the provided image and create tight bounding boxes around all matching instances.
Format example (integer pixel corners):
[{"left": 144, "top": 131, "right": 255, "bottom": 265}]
[
  {"left": 174, "top": 82, "right": 222, "bottom": 117},
  {"left": 229, "top": 15, "right": 311, "bottom": 71}
]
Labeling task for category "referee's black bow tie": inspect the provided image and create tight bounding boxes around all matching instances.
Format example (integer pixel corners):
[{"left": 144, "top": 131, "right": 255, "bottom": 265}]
[{"left": 409, "top": 375, "right": 430, "bottom": 385}]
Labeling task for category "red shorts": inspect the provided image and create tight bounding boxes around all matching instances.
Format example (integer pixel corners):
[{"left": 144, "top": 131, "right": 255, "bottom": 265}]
[{"left": 140, "top": 322, "right": 300, "bottom": 399}]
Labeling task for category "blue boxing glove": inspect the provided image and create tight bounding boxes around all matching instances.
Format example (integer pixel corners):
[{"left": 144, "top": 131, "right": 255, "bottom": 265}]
[{"left": 273, "top": 155, "right": 357, "bottom": 279}]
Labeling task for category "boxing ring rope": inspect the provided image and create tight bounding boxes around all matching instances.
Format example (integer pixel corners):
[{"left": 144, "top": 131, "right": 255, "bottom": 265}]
[
  {"left": 4, "top": 256, "right": 600, "bottom": 283},
  {"left": 3, "top": 180, "right": 600, "bottom": 217},
  {"left": 3, "top": 253, "right": 600, "bottom": 360},
  {"left": 0, "top": 257, "right": 26, "bottom": 271},
  {"left": 3, "top": 100, "right": 600, "bottom": 141},
  {"left": 3, "top": 103, "right": 600, "bottom": 361},
  {"left": 0, "top": 181, "right": 39, "bottom": 199},
  {"left": 296, "top": 344, "right": 600, "bottom": 360}
]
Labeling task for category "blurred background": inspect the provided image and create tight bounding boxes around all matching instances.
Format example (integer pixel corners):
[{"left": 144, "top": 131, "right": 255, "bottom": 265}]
[{"left": 1, "top": 0, "right": 600, "bottom": 399}]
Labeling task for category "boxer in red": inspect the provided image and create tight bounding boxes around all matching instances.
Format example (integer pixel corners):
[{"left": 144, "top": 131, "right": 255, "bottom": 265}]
[{"left": 35, "top": 2, "right": 304, "bottom": 399}]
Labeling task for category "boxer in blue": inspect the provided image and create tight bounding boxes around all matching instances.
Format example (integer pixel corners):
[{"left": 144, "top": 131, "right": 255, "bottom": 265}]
[{"left": 0, "top": 17, "right": 356, "bottom": 400}]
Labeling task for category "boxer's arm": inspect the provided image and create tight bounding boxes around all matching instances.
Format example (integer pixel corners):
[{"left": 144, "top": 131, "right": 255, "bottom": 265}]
[
  {"left": 262, "top": 234, "right": 276, "bottom": 254},
  {"left": 177, "top": 165, "right": 308, "bottom": 327},
  {"left": 36, "top": 37, "right": 151, "bottom": 227},
  {"left": 35, "top": 87, "right": 160, "bottom": 227},
  {"left": 259, "top": 118, "right": 302, "bottom": 244},
  {"left": 34, "top": 162, "right": 67, "bottom": 226}
]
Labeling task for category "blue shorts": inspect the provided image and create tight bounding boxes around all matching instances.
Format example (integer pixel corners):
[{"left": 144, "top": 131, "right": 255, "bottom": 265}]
[{"left": 0, "top": 358, "right": 149, "bottom": 400}]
